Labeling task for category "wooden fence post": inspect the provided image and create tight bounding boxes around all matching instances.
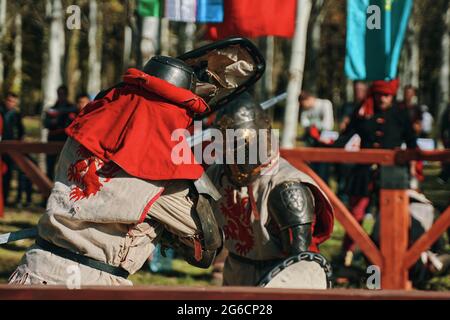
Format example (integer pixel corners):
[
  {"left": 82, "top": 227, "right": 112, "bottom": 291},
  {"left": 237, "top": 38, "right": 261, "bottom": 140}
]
[
  {"left": 379, "top": 166, "right": 411, "bottom": 289},
  {"left": 0, "top": 156, "right": 3, "bottom": 218}
]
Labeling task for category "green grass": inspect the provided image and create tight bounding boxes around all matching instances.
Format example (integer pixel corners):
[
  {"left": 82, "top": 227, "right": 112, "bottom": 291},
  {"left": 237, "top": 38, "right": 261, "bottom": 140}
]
[
  {"left": 130, "top": 260, "right": 214, "bottom": 286},
  {"left": 0, "top": 209, "right": 40, "bottom": 283},
  {"left": 425, "top": 274, "right": 450, "bottom": 291},
  {"left": 22, "top": 116, "right": 42, "bottom": 141}
]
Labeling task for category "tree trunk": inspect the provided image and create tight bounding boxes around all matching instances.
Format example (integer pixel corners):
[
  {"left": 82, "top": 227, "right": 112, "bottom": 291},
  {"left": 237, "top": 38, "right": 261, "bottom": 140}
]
[
  {"left": 410, "top": 22, "right": 420, "bottom": 89},
  {"left": 12, "top": 12, "right": 21, "bottom": 92},
  {"left": 309, "top": 0, "right": 325, "bottom": 95},
  {"left": 160, "top": 18, "right": 170, "bottom": 56},
  {"left": 0, "top": 0, "right": 7, "bottom": 89},
  {"left": 402, "top": 14, "right": 420, "bottom": 87},
  {"left": 42, "top": 0, "right": 65, "bottom": 111},
  {"left": 125, "top": 0, "right": 140, "bottom": 68},
  {"left": 281, "top": 0, "right": 313, "bottom": 148},
  {"left": 40, "top": 0, "right": 65, "bottom": 174},
  {"left": 255, "top": 37, "right": 275, "bottom": 105},
  {"left": 345, "top": 78, "right": 353, "bottom": 103},
  {"left": 66, "top": 27, "right": 81, "bottom": 103},
  {"left": 123, "top": 25, "right": 133, "bottom": 69},
  {"left": 255, "top": 37, "right": 275, "bottom": 103},
  {"left": 87, "top": 0, "right": 102, "bottom": 97},
  {"left": 183, "top": 22, "right": 196, "bottom": 52},
  {"left": 439, "top": 5, "right": 450, "bottom": 119},
  {"left": 140, "top": 16, "right": 159, "bottom": 66},
  {"left": 399, "top": 13, "right": 420, "bottom": 99}
]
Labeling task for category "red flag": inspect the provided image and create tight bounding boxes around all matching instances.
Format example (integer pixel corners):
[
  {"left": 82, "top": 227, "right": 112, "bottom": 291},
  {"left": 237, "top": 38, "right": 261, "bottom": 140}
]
[{"left": 208, "top": 0, "right": 296, "bottom": 39}]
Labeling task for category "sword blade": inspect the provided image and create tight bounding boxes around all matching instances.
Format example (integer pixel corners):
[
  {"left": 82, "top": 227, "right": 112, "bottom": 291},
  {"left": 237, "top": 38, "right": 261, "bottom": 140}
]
[
  {"left": 187, "top": 92, "right": 287, "bottom": 147},
  {"left": 0, "top": 228, "right": 38, "bottom": 245},
  {"left": 260, "top": 92, "right": 287, "bottom": 110}
]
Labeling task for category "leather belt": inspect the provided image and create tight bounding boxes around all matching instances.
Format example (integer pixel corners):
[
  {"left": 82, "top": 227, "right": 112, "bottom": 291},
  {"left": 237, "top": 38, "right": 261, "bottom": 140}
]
[{"left": 36, "top": 237, "right": 130, "bottom": 279}]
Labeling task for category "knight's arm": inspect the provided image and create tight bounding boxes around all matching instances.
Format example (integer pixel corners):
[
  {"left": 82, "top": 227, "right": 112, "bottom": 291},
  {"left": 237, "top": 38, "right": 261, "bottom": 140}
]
[{"left": 268, "top": 181, "right": 315, "bottom": 255}]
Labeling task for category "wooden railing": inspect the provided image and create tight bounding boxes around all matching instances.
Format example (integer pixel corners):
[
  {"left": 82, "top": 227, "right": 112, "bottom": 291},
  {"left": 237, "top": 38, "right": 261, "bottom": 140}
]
[
  {"left": 281, "top": 148, "right": 450, "bottom": 290},
  {"left": 0, "top": 142, "right": 449, "bottom": 290},
  {"left": 0, "top": 141, "right": 65, "bottom": 216},
  {"left": 1, "top": 285, "right": 449, "bottom": 300}
]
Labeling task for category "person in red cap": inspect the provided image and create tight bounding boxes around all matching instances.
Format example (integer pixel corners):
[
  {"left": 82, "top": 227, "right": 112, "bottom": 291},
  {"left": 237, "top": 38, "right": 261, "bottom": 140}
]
[
  {"left": 333, "top": 79, "right": 417, "bottom": 266},
  {"left": 9, "top": 56, "right": 223, "bottom": 286}
]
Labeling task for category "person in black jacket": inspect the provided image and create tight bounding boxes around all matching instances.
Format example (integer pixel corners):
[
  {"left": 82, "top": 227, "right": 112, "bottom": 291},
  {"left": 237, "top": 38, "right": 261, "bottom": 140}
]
[
  {"left": 0, "top": 92, "right": 25, "bottom": 205},
  {"left": 336, "top": 81, "right": 368, "bottom": 205},
  {"left": 333, "top": 79, "right": 418, "bottom": 266},
  {"left": 438, "top": 104, "right": 450, "bottom": 184},
  {"left": 43, "top": 85, "right": 77, "bottom": 181}
]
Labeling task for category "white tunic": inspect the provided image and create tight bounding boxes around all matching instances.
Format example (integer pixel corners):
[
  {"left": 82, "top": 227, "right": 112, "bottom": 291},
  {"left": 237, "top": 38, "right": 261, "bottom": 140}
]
[{"left": 10, "top": 138, "right": 199, "bottom": 285}]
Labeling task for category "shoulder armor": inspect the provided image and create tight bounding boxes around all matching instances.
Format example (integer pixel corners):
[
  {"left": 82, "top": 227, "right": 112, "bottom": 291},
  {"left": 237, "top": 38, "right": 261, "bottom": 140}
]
[{"left": 268, "top": 181, "right": 315, "bottom": 229}]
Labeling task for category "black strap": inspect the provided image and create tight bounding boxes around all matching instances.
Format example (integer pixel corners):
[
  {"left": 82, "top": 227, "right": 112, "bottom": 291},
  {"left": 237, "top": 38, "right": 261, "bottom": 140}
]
[
  {"left": 228, "top": 252, "right": 283, "bottom": 268},
  {"left": 36, "top": 238, "right": 129, "bottom": 279}
]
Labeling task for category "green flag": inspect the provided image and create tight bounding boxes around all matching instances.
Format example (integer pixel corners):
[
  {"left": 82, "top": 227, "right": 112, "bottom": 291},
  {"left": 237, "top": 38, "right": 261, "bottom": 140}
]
[
  {"left": 138, "top": 0, "right": 161, "bottom": 17},
  {"left": 345, "top": 0, "right": 413, "bottom": 80}
]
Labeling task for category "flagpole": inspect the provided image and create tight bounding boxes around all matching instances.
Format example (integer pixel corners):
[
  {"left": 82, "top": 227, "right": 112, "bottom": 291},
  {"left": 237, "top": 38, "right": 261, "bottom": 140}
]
[{"left": 281, "top": 0, "right": 313, "bottom": 148}]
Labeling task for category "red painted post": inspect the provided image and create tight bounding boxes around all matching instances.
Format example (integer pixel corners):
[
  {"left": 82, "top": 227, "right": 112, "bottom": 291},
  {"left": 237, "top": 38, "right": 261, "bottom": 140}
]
[
  {"left": 380, "top": 189, "right": 410, "bottom": 289},
  {"left": 0, "top": 156, "right": 3, "bottom": 218},
  {"left": 378, "top": 164, "right": 411, "bottom": 290}
]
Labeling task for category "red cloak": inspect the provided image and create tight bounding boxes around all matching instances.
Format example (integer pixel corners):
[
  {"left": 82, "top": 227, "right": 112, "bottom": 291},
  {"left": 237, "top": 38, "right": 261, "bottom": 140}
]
[{"left": 66, "top": 68, "right": 209, "bottom": 181}]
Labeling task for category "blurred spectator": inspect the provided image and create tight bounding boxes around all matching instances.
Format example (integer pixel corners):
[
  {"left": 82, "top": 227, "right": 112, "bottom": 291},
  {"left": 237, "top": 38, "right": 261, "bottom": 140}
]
[
  {"left": 16, "top": 164, "right": 33, "bottom": 208},
  {"left": 0, "top": 92, "right": 25, "bottom": 205},
  {"left": 76, "top": 93, "right": 91, "bottom": 112},
  {"left": 438, "top": 104, "right": 450, "bottom": 184},
  {"left": 333, "top": 79, "right": 418, "bottom": 266},
  {"left": 398, "top": 85, "right": 426, "bottom": 188},
  {"left": 299, "top": 91, "right": 334, "bottom": 132},
  {"left": 339, "top": 81, "right": 368, "bottom": 132},
  {"left": 299, "top": 91, "right": 334, "bottom": 183},
  {"left": 43, "top": 85, "right": 77, "bottom": 180},
  {"left": 420, "top": 105, "right": 434, "bottom": 138},
  {"left": 1, "top": 92, "right": 24, "bottom": 140},
  {"left": 337, "top": 81, "right": 368, "bottom": 204},
  {"left": 398, "top": 85, "right": 423, "bottom": 136}
]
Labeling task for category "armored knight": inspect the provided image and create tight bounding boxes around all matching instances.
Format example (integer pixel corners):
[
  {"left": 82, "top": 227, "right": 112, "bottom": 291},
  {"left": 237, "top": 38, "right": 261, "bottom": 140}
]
[
  {"left": 9, "top": 55, "right": 223, "bottom": 285},
  {"left": 207, "top": 93, "right": 334, "bottom": 287}
]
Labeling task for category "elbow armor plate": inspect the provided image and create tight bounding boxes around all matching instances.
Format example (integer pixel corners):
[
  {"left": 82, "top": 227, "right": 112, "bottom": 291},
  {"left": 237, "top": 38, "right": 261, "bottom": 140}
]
[
  {"left": 160, "top": 173, "right": 223, "bottom": 269},
  {"left": 268, "top": 181, "right": 315, "bottom": 255}
]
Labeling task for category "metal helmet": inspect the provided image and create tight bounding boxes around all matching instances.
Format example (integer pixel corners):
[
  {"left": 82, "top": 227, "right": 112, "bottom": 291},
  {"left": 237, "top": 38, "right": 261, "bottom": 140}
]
[
  {"left": 142, "top": 55, "right": 197, "bottom": 92},
  {"left": 215, "top": 92, "right": 275, "bottom": 187}
]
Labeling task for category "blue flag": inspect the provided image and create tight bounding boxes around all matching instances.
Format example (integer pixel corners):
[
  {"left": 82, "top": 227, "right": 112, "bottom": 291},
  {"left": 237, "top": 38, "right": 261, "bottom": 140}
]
[
  {"left": 196, "top": 0, "right": 224, "bottom": 23},
  {"left": 345, "top": 0, "right": 413, "bottom": 81}
]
